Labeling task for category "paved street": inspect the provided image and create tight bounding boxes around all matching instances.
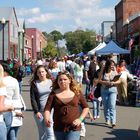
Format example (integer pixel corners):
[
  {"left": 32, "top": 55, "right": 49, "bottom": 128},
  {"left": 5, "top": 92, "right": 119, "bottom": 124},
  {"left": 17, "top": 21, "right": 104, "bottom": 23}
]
[{"left": 18, "top": 76, "right": 140, "bottom": 140}]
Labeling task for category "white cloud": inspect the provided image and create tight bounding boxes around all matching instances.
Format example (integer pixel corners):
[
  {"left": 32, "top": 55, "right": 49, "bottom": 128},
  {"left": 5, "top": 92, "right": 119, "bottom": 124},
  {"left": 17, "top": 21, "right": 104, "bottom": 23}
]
[
  {"left": 16, "top": 0, "right": 117, "bottom": 33},
  {"left": 75, "top": 18, "right": 88, "bottom": 27},
  {"left": 17, "top": 7, "right": 40, "bottom": 16},
  {"left": 27, "top": 13, "right": 55, "bottom": 23}
]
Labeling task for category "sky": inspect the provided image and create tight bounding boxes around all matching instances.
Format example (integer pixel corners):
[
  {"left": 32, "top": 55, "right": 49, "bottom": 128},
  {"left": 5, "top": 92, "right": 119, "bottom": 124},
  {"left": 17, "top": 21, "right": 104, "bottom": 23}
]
[{"left": 0, "top": 0, "right": 121, "bottom": 34}]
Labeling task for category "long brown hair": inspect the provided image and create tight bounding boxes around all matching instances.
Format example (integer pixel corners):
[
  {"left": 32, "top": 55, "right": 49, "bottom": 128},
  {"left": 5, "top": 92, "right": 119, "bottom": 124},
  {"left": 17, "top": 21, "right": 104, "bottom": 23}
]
[
  {"left": 30, "top": 65, "right": 52, "bottom": 85},
  {"left": 52, "top": 71, "right": 82, "bottom": 95}
]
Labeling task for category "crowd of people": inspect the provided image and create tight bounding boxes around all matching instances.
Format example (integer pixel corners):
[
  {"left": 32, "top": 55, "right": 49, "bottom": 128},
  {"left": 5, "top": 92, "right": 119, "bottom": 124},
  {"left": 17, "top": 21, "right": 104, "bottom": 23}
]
[{"left": 0, "top": 54, "right": 139, "bottom": 140}]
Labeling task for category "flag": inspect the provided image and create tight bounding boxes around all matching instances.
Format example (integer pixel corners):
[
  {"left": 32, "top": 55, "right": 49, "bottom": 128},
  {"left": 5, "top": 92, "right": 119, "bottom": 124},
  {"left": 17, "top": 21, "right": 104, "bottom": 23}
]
[{"left": 128, "top": 38, "right": 134, "bottom": 50}]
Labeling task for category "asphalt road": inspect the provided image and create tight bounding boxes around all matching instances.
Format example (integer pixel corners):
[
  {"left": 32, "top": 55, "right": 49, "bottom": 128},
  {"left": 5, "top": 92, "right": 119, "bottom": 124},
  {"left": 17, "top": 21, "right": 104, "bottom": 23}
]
[{"left": 18, "top": 76, "right": 140, "bottom": 140}]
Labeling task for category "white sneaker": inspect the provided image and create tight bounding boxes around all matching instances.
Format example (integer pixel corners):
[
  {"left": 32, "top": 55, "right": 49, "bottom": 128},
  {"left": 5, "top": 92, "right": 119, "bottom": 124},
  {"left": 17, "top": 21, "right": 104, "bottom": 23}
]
[
  {"left": 105, "top": 121, "right": 110, "bottom": 126},
  {"left": 94, "top": 116, "right": 97, "bottom": 120},
  {"left": 97, "top": 116, "right": 100, "bottom": 118}
]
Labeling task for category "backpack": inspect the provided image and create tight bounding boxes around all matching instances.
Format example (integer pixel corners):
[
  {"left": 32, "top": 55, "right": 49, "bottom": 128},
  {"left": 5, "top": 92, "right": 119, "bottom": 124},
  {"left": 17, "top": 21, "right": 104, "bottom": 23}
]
[{"left": 88, "top": 61, "right": 97, "bottom": 80}]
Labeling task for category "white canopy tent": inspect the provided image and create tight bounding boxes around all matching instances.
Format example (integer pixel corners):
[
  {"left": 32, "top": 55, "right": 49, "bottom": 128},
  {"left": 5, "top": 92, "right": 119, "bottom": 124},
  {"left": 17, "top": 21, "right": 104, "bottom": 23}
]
[
  {"left": 88, "top": 42, "right": 106, "bottom": 55},
  {"left": 96, "top": 40, "right": 130, "bottom": 55}
]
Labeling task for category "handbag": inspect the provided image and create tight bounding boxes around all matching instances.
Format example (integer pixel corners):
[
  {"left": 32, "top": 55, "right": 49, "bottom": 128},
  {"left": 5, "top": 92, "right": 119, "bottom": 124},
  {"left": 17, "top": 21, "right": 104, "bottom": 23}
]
[
  {"left": 19, "top": 94, "right": 26, "bottom": 111},
  {"left": 88, "top": 91, "right": 94, "bottom": 101}
]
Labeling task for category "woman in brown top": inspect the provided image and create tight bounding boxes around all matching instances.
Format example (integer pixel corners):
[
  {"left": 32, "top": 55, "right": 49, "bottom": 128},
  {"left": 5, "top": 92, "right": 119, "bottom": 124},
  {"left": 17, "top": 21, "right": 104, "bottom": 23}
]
[{"left": 44, "top": 71, "right": 89, "bottom": 140}]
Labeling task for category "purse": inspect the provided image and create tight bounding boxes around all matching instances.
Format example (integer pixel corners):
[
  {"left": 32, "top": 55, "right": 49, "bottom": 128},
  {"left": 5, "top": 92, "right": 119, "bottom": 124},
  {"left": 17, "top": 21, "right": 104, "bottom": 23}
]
[{"left": 88, "top": 92, "right": 94, "bottom": 101}]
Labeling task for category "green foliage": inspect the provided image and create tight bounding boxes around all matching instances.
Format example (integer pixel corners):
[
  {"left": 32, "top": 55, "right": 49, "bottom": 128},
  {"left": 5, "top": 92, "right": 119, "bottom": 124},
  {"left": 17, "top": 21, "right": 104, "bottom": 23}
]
[
  {"left": 64, "top": 30, "right": 96, "bottom": 54},
  {"left": 42, "top": 41, "right": 58, "bottom": 57},
  {"left": 50, "top": 30, "right": 63, "bottom": 42},
  {"left": 42, "top": 29, "right": 97, "bottom": 56},
  {"left": 42, "top": 31, "right": 64, "bottom": 57},
  {"left": 42, "top": 32, "right": 48, "bottom": 37}
]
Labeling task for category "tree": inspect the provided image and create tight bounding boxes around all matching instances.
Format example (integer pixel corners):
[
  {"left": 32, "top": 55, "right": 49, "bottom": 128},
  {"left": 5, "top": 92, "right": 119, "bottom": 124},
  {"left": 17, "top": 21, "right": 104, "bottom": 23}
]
[
  {"left": 50, "top": 30, "right": 63, "bottom": 42},
  {"left": 64, "top": 30, "right": 96, "bottom": 54},
  {"left": 42, "top": 41, "right": 58, "bottom": 57},
  {"left": 42, "top": 31, "right": 64, "bottom": 57}
]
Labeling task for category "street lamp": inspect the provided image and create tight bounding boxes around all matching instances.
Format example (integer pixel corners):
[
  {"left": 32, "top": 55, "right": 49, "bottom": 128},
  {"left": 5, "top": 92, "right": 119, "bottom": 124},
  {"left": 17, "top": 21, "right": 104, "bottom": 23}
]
[
  {"left": 40, "top": 39, "right": 42, "bottom": 58},
  {"left": 1, "top": 17, "right": 6, "bottom": 61},
  {"left": 31, "top": 35, "right": 34, "bottom": 59},
  {"left": 126, "top": 18, "right": 130, "bottom": 38},
  {"left": 22, "top": 29, "right": 25, "bottom": 63}
]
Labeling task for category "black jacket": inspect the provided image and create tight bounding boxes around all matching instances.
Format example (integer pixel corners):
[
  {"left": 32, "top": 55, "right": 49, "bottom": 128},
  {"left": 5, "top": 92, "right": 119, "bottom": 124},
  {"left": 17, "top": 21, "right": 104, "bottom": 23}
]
[{"left": 30, "top": 82, "right": 41, "bottom": 114}]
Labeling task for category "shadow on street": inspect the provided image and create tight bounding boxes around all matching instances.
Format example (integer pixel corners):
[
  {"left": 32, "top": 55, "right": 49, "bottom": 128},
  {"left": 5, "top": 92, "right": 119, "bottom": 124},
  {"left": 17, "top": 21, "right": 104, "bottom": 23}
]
[{"left": 103, "top": 129, "right": 139, "bottom": 140}]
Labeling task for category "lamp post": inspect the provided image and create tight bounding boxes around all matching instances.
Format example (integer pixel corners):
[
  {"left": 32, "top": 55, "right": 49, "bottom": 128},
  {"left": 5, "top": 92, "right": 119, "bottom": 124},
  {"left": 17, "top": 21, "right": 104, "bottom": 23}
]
[
  {"left": 126, "top": 18, "right": 132, "bottom": 63},
  {"left": 31, "top": 35, "right": 34, "bottom": 59},
  {"left": 126, "top": 19, "right": 130, "bottom": 39},
  {"left": 22, "top": 29, "right": 25, "bottom": 63},
  {"left": 1, "top": 17, "right": 6, "bottom": 61},
  {"left": 40, "top": 39, "right": 42, "bottom": 58}
]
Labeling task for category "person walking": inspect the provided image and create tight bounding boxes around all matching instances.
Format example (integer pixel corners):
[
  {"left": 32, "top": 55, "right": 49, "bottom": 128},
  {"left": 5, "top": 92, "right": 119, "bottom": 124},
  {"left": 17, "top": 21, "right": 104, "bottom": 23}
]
[
  {"left": 92, "top": 61, "right": 105, "bottom": 119},
  {"left": 0, "top": 64, "right": 14, "bottom": 140},
  {"left": 2, "top": 63, "right": 25, "bottom": 140},
  {"left": 99, "top": 60, "right": 121, "bottom": 128},
  {"left": 74, "top": 59, "right": 84, "bottom": 87},
  {"left": 44, "top": 71, "right": 89, "bottom": 140},
  {"left": 116, "top": 59, "right": 133, "bottom": 105},
  {"left": 30, "top": 65, "right": 55, "bottom": 140},
  {"left": 84, "top": 55, "right": 99, "bottom": 99}
]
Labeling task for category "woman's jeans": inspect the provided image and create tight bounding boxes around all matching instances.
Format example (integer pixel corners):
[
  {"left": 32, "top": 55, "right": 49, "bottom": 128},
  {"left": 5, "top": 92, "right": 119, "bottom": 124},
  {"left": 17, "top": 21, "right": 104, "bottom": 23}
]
[
  {"left": 0, "top": 122, "right": 7, "bottom": 140},
  {"left": 8, "top": 126, "right": 20, "bottom": 140},
  {"left": 34, "top": 112, "right": 54, "bottom": 140},
  {"left": 54, "top": 131, "right": 80, "bottom": 140},
  {"left": 93, "top": 99, "right": 101, "bottom": 117},
  {"left": 3, "top": 112, "right": 13, "bottom": 134},
  {"left": 101, "top": 86, "right": 117, "bottom": 124},
  {"left": 85, "top": 81, "right": 90, "bottom": 99}
]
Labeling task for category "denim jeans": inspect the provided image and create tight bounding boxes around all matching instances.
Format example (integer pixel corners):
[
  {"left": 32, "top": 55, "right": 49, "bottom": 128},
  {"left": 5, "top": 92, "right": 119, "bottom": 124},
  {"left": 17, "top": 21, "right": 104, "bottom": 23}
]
[
  {"left": 8, "top": 126, "right": 20, "bottom": 140},
  {"left": 101, "top": 86, "right": 117, "bottom": 124},
  {"left": 0, "top": 122, "right": 7, "bottom": 140},
  {"left": 18, "top": 81, "right": 22, "bottom": 94},
  {"left": 54, "top": 130, "right": 80, "bottom": 140},
  {"left": 93, "top": 99, "right": 101, "bottom": 117},
  {"left": 85, "top": 81, "right": 90, "bottom": 99},
  {"left": 34, "top": 112, "right": 54, "bottom": 140},
  {"left": 3, "top": 112, "right": 13, "bottom": 135}
]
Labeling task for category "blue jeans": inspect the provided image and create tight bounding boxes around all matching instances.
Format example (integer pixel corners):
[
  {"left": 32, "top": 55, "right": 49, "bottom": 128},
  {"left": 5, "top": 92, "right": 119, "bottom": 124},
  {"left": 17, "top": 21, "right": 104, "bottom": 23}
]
[
  {"left": 18, "top": 81, "right": 22, "bottom": 94},
  {"left": 54, "top": 131, "right": 80, "bottom": 140},
  {"left": 93, "top": 99, "right": 101, "bottom": 117},
  {"left": 3, "top": 112, "right": 13, "bottom": 135},
  {"left": 85, "top": 81, "right": 90, "bottom": 99},
  {"left": 0, "top": 122, "right": 7, "bottom": 140},
  {"left": 101, "top": 87, "right": 117, "bottom": 124},
  {"left": 8, "top": 126, "right": 20, "bottom": 140},
  {"left": 34, "top": 112, "right": 54, "bottom": 140}
]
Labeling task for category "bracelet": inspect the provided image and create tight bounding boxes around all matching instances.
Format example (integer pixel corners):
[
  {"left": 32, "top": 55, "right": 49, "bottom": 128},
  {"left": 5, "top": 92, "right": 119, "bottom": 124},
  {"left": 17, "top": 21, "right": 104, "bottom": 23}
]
[{"left": 79, "top": 116, "right": 84, "bottom": 122}]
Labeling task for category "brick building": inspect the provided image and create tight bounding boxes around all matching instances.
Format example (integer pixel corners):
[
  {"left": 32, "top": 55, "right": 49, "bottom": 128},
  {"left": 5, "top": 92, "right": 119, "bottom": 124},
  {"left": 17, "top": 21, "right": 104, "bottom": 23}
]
[
  {"left": 115, "top": 0, "right": 140, "bottom": 62},
  {"left": 25, "top": 28, "right": 47, "bottom": 60}
]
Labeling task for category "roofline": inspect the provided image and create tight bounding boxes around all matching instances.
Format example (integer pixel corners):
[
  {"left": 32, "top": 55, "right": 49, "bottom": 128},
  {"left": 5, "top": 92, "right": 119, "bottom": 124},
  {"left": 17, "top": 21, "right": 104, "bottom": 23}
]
[{"left": 13, "top": 7, "right": 19, "bottom": 27}]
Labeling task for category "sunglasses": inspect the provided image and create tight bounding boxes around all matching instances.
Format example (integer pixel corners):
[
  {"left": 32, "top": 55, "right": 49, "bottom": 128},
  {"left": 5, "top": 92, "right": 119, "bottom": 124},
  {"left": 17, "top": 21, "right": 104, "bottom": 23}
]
[{"left": 58, "top": 71, "right": 71, "bottom": 76}]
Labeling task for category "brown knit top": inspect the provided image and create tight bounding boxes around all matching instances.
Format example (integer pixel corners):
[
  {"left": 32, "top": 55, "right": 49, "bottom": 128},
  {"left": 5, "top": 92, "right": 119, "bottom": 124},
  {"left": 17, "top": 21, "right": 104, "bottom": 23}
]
[{"left": 44, "top": 91, "right": 88, "bottom": 132}]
